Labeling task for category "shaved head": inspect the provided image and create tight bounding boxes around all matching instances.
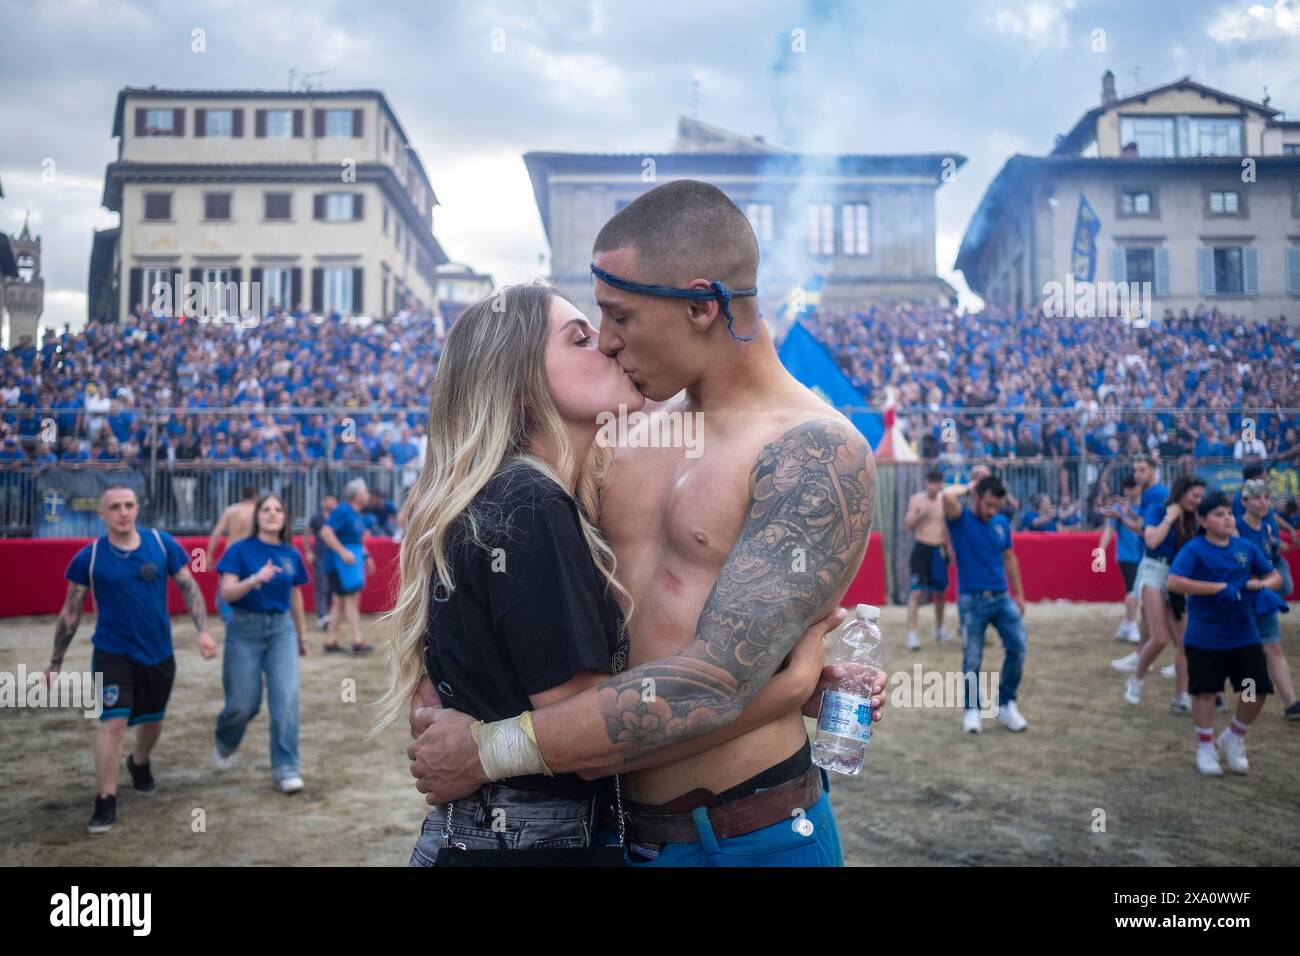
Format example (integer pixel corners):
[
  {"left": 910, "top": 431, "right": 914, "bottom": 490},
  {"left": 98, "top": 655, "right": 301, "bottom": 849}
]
[{"left": 593, "top": 180, "right": 759, "bottom": 291}]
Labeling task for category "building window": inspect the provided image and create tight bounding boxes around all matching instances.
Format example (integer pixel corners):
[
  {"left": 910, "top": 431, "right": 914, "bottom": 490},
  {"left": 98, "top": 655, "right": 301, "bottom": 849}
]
[
  {"left": 382, "top": 205, "right": 389, "bottom": 235},
  {"left": 1208, "top": 190, "right": 1240, "bottom": 215},
  {"left": 204, "top": 193, "right": 232, "bottom": 220},
  {"left": 1284, "top": 144, "right": 1300, "bottom": 156},
  {"left": 1213, "top": 247, "right": 1244, "bottom": 294},
  {"left": 324, "top": 267, "right": 353, "bottom": 314},
  {"left": 144, "top": 193, "right": 172, "bottom": 220},
  {"left": 1125, "top": 248, "right": 1155, "bottom": 286},
  {"left": 383, "top": 124, "right": 390, "bottom": 152},
  {"left": 144, "top": 109, "right": 175, "bottom": 135},
  {"left": 744, "top": 202, "right": 774, "bottom": 243},
  {"left": 262, "top": 267, "right": 292, "bottom": 310},
  {"left": 264, "top": 193, "right": 291, "bottom": 220},
  {"left": 1119, "top": 116, "right": 1175, "bottom": 157},
  {"left": 395, "top": 221, "right": 402, "bottom": 248},
  {"left": 841, "top": 203, "right": 870, "bottom": 256},
  {"left": 324, "top": 193, "right": 356, "bottom": 221},
  {"left": 202, "top": 267, "right": 234, "bottom": 318},
  {"left": 1185, "top": 117, "right": 1242, "bottom": 157},
  {"left": 266, "top": 109, "right": 293, "bottom": 138},
  {"left": 1121, "top": 191, "right": 1152, "bottom": 215},
  {"left": 325, "top": 109, "right": 354, "bottom": 137},
  {"left": 205, "top": 109, "right": 233, "bottom": 137},
  {"left": 808, "top": 203, "right": 834, "bottom": 256},
  {"left": 143, "top": 268, "right": 172, "bottom": 314}
]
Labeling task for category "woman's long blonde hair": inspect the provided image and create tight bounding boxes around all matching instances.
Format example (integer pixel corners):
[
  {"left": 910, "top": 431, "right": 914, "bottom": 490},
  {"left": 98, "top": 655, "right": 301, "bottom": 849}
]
[{"left": 372, "top": 283, "right": 629, "bottom": 733}]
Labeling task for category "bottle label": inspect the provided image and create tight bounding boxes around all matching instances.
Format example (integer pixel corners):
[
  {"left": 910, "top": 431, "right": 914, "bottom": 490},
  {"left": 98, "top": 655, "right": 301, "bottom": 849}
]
[{"left": 817, "top": 690, "right": 872, "bottom": 743}]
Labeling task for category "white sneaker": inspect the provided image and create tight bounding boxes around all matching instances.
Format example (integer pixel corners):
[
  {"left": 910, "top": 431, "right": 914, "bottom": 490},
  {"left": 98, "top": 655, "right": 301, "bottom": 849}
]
[
  {"left": 934, "top": 628, "right": 953, "bottom": 645},
  {"left": 1161, "top": 664, "right": 1176, "bottom": 679},
  {"left": 1111, "top": 651, "right": 1139, "bottom": 672},
  {"left": 1114, "top": 621, "right": 1131, "bottom": 641},
  {"left": 1196, "top": 749, "right": 1224, "bottom": 776},
  {"left": 213, "top": 742, "right": 235, "bottom": 770},
  {"left": 1125, "top": 622, "right": 1141, "bottom": 644},
  {"left": 996, "top": 701, "right": 1027, "bottom": 732},
  {"left": 1216, "top": 729, "right": 1249, "bottom": 774},
  {"left": 1124, "top": 675, "right": 1143, "bottom": 705},
  {"left": 906, "top": 631, "right": 920, "bottom": 652},
  {"left": 275, "top": 775, "right": 305, "bottom": 794},
  {"left": 1169, "top": 693, "right": 1192, "bottom": 715},
  {"left": 962, "top": 709, "right": 983, "bottom": 734}
]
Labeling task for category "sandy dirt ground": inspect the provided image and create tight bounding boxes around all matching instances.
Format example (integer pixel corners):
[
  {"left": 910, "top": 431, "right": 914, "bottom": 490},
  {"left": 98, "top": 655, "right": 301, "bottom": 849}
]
[{"left": 1, "top": 602, "right": 1296, "bottom": 866}]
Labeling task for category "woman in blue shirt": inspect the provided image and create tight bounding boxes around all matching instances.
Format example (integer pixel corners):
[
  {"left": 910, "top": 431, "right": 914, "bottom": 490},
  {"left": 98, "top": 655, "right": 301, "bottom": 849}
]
[{"left": 214, "top": 492, "right": 311, "bottom": 793}]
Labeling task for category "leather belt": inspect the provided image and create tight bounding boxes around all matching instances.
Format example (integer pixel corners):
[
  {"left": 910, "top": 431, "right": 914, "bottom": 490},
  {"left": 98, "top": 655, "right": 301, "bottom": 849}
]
[{"left": 615, "top": 766, "right": 822, "bottom": 844}]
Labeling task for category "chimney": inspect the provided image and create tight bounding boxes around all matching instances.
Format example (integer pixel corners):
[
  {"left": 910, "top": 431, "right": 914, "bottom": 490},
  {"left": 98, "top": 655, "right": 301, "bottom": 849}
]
[{"left": 1101, "top": 70, "right": 1117, "bottom": 105}]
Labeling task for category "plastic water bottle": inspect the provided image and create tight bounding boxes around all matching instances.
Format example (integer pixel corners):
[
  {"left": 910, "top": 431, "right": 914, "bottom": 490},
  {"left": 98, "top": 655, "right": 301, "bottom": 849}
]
[{"left": 812, "top": 604, "right": 884, "bottom": 776}]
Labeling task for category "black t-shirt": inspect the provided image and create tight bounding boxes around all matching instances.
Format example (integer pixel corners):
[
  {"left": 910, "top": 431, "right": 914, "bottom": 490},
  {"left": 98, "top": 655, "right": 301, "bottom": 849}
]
[{"left": 423, "top": 461, "right": 628, "bottom": 798}]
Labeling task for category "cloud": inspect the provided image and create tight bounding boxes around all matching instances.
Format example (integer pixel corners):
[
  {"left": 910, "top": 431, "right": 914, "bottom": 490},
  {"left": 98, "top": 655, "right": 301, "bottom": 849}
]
[
  {"left": 1207, "top": 0, "right": 1300, "bottom": 41},
  {"left": 987, "top": 0, "right": 1078, "bottom": 50}
]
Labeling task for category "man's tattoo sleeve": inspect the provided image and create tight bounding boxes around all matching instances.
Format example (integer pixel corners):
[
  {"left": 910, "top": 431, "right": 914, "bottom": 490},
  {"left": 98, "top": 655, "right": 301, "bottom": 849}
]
[
  {"left": 52, "top": 583, "right": 88, "bottom": 663},
  {"left": 176, "top": 572, "right": 207, "bottom": 632},
  {"left": 595, "top": 418, "right": 875, "bottom": 761}
]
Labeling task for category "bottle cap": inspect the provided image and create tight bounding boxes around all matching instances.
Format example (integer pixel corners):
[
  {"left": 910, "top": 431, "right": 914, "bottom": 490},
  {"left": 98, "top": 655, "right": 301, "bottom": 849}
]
[{"left": 855, "top": 604, "right": 880, "bottom": 621}]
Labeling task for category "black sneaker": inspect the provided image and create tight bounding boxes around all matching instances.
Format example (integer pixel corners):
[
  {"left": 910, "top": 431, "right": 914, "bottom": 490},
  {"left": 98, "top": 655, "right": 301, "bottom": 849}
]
[
  {"left": 88, "top": 795, "right": 116, "bottom": 834},
  {"left": 351, "top": 643, "right": 374, "bottom": 656},
  {"left": 1285, "top": 702, "right": 1300, "bottom": 721},
  {"left": 323, "top": 642, "right": 347, "bottom": 654},
  {"left": 126, "top": 754, "right": 155, "bottom": 794}
]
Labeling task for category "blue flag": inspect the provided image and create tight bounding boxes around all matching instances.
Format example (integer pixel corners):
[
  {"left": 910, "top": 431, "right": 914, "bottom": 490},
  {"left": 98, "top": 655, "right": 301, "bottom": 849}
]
[
  {"left": 1071, "top": 194, "right": 1101, "bottom": 282},
  {"left": 777, "top": 320, "right": 882, "bottom": 446}
]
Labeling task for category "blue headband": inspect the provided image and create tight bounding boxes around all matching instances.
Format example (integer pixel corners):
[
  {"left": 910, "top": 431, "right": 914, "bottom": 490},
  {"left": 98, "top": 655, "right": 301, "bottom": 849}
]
[{"left": 590, "top": 262, "right": 757, "bottom": 343}]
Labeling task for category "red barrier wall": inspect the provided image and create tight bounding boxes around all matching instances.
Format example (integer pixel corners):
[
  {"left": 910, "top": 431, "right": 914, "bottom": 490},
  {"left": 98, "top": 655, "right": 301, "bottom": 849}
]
[
  {"left": 0, "top": 536, "right": 402, "bottom": 618},
  {"left": 842, "top": 531, "right": 887, "bottom": 607},
  {"left": 938, "top": 531, "right": 1300, "bottom": 602},
  {"left": 2, "top": 529, "right": 1292, "bottom": 617}
]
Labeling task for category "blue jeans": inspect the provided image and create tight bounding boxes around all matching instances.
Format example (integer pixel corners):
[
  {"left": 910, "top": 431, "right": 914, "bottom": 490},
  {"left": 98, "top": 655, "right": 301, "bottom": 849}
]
[
  {"left": 958, "top": 591, "right": 1027, "bottom": 710},
  {"left": 409, "top": 784, "right": 597, "bottom": 866},
  {"left": 599, "top": 768, "right": 843, "bottom": 867},
  {"left": 214, "top": 608, "right": 300, "bottom": 780}
]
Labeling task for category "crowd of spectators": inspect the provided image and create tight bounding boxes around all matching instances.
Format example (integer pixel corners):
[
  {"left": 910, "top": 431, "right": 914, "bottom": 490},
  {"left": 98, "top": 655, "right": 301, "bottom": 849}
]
[
  {"left": 2, "top": 299, "right": 1297, "bottom": 533},
  {"left": 802, "top": 302, "right": 1300, "bottom": 468},
  {"left": 0, "top": 305, "right": 443, "bottom": 471}
]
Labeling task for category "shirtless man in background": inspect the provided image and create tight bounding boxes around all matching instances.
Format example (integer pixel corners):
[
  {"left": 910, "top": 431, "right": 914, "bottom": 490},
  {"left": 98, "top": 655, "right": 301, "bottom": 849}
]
[
  {"left": 207, "top": 486, "right": 257, "bottom": 628},
  {"left": 904, "top": 469, "right": 955, "bottom": 651},
  {"left": 408, "top": 180, "right": 881, "bottom": 866}
]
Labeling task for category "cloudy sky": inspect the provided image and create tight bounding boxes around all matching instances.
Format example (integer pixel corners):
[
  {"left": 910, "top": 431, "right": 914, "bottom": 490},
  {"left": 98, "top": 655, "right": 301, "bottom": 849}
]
[{"left": 2, "top": 0, "right": 1298, "bottom": 333}]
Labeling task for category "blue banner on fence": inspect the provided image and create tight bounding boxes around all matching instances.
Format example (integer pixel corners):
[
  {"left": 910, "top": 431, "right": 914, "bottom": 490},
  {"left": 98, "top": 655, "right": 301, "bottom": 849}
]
[
  {"left": 33, "top": 467, "right": 145, "bottom": 538},
  {"left": 777, "top": 320, "right": 882, "bottom": 446},
  {"left": 1196, "top": 462, "right": 1300, "bottom": 501}
]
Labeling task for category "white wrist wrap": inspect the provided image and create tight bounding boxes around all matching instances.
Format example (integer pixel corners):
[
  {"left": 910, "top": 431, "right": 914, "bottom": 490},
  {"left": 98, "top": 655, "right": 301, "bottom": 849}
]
[{"left": 470, "top": 713, "right": 551, "bottom": 781}]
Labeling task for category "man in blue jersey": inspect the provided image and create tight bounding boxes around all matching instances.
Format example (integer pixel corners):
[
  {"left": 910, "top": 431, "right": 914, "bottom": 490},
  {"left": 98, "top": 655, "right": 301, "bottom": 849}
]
[
  {"left": 941, "top": 474, "right": 1029, "bottom": 735},
  {"left": 1168, "top": 492, "right": 1280, "bottom": 775},
  {"left": 44, "top": 485, "right": 217, "bottom": 833}
]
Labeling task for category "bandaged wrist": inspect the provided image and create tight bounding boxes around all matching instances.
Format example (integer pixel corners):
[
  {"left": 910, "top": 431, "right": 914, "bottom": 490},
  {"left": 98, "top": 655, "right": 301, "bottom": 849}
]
[{"left": 470, "top": 712, "right": 553, "bottom": 781}]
